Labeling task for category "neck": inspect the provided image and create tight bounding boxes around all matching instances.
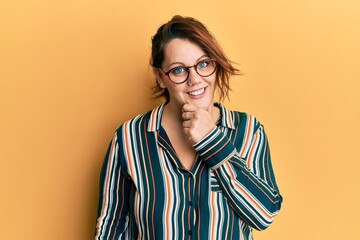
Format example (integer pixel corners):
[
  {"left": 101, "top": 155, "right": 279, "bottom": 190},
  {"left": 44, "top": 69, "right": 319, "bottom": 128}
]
[{"left": 162, "top": 102, "right": 183, "bottom": 126}]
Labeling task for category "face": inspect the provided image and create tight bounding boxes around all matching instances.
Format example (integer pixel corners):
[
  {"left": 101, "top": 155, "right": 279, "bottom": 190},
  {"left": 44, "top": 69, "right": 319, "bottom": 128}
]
[{"left": 155, "top": 38, "right": 217, "bottom": 112}]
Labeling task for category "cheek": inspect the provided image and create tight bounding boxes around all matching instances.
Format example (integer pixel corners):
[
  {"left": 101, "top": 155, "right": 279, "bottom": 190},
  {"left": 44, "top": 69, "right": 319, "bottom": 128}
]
[
  {"left": 167, "top": 85, "right": 187, "bottom": 99},
  {"left": 208, "top": 76, "right": 217, "bottom": 88}
]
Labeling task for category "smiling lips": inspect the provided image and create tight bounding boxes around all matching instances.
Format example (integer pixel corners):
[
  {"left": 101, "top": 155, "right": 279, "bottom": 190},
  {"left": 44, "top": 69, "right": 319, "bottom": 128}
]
[{"left": 188, "top": 87, "right": 206, "bottom": 96}]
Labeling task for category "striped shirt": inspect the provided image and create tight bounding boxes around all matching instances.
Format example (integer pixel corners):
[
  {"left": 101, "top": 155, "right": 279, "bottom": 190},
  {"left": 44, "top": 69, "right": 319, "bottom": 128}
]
[{"left": 95, "top": 102, "right": 282, "bottom": 240}]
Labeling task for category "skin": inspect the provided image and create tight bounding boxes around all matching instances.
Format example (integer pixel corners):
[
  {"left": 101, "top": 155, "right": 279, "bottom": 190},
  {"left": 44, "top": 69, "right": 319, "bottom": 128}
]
[{"left": 153, "top": 38, "right": 220, "bottom": 169}]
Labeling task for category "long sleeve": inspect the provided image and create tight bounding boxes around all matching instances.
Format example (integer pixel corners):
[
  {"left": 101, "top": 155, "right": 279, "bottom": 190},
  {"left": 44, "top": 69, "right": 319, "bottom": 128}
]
[
  {"left": 95, "top": 133, "right": 132, "bottom": 239},
  {"left": 193, "top": 119, "right": 283, "bottom": 230},
  {"left": 94, "top": 105, "right": 281, "bottom": 239}
]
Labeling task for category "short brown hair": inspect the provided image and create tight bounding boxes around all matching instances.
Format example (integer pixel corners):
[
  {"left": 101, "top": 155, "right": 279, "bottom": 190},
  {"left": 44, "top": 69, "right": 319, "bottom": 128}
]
[{"left": 150, "top": 15, "right": 240, "bottom": 102}]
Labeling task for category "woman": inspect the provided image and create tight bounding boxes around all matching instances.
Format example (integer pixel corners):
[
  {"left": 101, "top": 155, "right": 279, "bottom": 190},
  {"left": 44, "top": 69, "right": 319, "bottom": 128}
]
[{"left": 95, "top": 15, "right": 282, "bottom": 240}]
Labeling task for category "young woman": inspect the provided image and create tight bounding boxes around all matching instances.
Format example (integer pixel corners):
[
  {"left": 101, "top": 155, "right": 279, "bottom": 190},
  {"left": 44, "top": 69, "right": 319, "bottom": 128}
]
[{"left": 95, "top": 15, "right": 282, "bottom": 240}]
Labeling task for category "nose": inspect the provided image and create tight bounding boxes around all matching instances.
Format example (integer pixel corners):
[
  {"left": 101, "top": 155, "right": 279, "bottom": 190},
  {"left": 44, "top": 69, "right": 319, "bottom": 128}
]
[{"left": 186, "top": 67, "right": 202, "bottom": 86}]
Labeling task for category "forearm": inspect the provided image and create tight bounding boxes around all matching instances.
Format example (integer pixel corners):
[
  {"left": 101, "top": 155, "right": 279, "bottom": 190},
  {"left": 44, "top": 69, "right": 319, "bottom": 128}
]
[
  {"left": 194, "top": 127, "right": 282, "bottom": 230},
  {"left": 95, "top": 135, "right": 131, "bottom": 239}
]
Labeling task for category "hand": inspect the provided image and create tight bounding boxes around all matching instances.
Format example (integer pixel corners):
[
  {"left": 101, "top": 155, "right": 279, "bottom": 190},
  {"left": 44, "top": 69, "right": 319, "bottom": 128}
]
[{"left": 182, "top": 103, "right": 217, "bottom": 145}]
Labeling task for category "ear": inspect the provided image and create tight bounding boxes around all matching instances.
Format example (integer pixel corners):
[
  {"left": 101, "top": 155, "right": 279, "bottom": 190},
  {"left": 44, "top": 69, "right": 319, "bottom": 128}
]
[{"left": 152, "top": 67, "right": 166, "bottom": 89}]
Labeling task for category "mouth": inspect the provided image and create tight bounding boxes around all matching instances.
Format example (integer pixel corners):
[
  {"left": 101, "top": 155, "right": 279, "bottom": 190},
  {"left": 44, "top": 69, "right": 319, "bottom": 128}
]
[{"left": 187, "top": 87, "right": 206, "bottom": 96}]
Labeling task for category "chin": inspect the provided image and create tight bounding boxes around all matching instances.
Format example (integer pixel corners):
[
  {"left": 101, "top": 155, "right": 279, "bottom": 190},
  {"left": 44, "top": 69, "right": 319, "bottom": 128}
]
[{"left": 192, "top": 99, "right": 213, "bottom": 110}]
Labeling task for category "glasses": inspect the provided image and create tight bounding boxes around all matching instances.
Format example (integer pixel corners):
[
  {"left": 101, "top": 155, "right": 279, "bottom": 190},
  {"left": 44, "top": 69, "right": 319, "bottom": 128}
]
[{"left": 160, "top": 59, "right": 217, "bottom": 84}]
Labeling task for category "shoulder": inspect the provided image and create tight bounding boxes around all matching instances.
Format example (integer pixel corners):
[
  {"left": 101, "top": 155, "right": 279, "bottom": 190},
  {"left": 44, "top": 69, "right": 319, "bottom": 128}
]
[
  {"left": 220, "top": 104, "right": 263, "bottom": 132},
  {"left": 115, "top": 111, "right": 152, "bottom": 133},
  {"left": 113, "top": 106, "right": 160, "bottom": 140}
]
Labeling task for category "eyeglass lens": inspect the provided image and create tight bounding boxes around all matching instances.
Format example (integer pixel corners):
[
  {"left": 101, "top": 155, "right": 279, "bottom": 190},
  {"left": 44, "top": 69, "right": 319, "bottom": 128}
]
[{"left": 168, "top": 59, "right": 216, "bottom": 84}]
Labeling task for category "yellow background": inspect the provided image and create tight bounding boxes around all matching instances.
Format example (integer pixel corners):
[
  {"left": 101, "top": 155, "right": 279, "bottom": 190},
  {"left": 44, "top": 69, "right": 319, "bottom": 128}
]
[{"left": 1, "top": 0, "right": 359, "bottom": 239}]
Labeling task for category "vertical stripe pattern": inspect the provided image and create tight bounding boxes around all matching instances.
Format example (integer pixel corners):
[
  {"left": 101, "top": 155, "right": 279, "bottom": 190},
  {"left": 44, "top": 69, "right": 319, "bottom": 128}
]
[{"left": 95, "top": 102, "right": 282, "bottom": 239}]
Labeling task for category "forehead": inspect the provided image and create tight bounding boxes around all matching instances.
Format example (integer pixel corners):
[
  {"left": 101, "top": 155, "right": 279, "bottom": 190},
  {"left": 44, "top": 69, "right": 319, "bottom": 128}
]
[{"left": 163, "top": 38, "right": 206, "bottom": 66}]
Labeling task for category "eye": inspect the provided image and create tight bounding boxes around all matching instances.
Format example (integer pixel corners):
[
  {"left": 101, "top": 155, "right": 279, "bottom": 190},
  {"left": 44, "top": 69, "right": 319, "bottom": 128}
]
[
  {"left": 171, "top": 66, "right": 186, "bottom": 75},
  {"left": 197, "top": 59, "right": 210, "bottom": 69}
]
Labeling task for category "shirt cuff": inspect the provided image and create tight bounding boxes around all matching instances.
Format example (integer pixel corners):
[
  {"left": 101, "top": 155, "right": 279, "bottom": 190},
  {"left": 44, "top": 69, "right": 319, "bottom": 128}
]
[{"left": 193, "top": 127, "right": 237, "bottom": 170}]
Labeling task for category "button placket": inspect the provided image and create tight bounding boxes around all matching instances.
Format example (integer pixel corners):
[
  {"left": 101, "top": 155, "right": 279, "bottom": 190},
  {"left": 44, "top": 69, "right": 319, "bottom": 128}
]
[{"left": 187, "top": 172, "right": 196, "bottom": 239}]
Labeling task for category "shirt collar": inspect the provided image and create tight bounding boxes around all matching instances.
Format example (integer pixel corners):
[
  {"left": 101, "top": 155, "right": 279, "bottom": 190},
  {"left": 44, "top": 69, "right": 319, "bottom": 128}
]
[
  {"left": 147, "top": 102, "right": 236, "bottom": 132},
  {"left": 216, "top": 102, "right": 236, "bottom": 130}
]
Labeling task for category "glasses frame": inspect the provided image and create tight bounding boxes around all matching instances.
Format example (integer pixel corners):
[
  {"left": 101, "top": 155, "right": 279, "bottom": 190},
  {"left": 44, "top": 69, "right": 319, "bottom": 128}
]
[{"left": 159, "top": 59, "right": 217, "bottom": 84}]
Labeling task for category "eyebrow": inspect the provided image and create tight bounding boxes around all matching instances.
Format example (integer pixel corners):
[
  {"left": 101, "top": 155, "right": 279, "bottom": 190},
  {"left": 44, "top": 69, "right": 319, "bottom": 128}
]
[{"left": 165, "top": 54, "right": 209, "bottom": 70}]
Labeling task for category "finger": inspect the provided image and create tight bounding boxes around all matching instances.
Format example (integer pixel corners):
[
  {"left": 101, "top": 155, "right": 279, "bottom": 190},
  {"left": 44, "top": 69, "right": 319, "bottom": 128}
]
[
  {"left": 182, "top": 120, "right": 191, "bottom": 128},
  {"left": 182, "top": 127, "right": 194, "bottom": 141},
  {"left": 181, "top": 111, "right": 188, "bottom": 120},
  {"left": 182, "top": 103, "right": 197, "bottom": 113},
  {"left": 182, "top": 111, "right": 194, "bottom": 120}
]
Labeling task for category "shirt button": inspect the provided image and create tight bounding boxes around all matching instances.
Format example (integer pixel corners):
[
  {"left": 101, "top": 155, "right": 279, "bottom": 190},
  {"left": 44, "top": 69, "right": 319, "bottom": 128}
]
[
  {"left": 188, "top": 230, "right": 192, "bottom": 235},
  {"left": 188, "top": 200, "right": 192, "bottom": 206}
]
